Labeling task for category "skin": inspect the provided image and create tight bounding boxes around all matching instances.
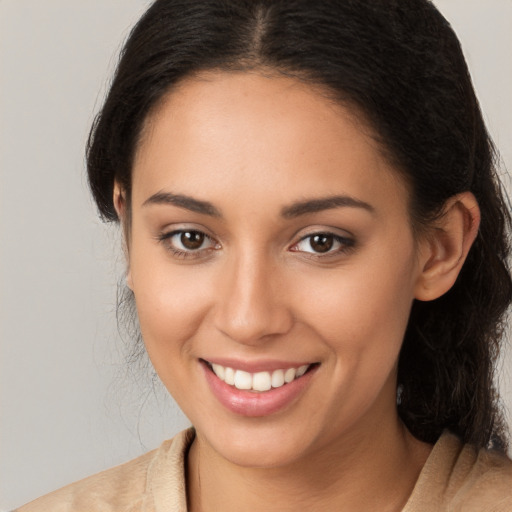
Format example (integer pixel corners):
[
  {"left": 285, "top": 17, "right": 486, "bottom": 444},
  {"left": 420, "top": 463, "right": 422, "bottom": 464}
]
[{"left": 114, "top": 70, "right": 480, "bottom": 511}]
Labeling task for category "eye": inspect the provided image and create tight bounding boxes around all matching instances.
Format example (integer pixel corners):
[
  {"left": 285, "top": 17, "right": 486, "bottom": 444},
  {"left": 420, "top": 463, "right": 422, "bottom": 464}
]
[
  {"left": 173, "top": 231, "right": 209, "bottom": 250},
  {"left": 291, "top": 232, "right": 354, "bottom": 256},
  {"left": 158, "top": 229, "right": 219, "bottom": 258}
]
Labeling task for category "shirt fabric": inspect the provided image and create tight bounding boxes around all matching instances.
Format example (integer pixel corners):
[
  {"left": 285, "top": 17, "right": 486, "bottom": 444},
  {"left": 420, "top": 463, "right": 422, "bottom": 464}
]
[{"left": 16, "top": 428, "right": 512, "bottom": 512}]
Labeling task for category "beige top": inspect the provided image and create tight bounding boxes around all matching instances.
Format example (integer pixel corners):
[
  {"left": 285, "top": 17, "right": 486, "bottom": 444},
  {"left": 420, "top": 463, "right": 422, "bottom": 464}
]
[{"left": 16, "top": 428, "right": 512, "bottom": 512}]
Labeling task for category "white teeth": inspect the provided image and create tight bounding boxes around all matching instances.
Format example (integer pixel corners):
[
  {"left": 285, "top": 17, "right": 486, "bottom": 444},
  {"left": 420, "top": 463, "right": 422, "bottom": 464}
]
[
  {"left": 296, "top": 365, "right": 308, "bottom": 377},
  {"left": 284, "top": 368, "right": 296, "bottom": 383},
  {"left": 234, "top": 370, "right": 252, "bottom": 390},
  {"left": 209, "top": 362, "right": 312, "bottom": 392},
  {"left": 211, "top": 363, "right": 225, "bottom": 380},
  {"left": 271, "top": 369, "right": 285, "bottom": 388},
  {"left": 253, "top": 371, "right": 272, "bottom": 392},
  {"left": 224, "top": 367, "right": 235, "bottom": 385}
]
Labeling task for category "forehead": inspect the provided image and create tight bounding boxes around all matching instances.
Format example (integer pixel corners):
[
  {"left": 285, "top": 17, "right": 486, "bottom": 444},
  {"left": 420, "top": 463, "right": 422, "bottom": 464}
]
[{"left": 131, "top": 71, "right": 409, "bottom": 215}]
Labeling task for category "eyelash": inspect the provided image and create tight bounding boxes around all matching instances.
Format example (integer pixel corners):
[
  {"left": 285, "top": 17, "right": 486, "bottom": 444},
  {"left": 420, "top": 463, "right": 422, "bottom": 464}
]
[
  {"left": 157, "top": 230, "right": 219, "bottom": 260},
  {"left": 290, "top": 232, "right": 355, "bottom": 259},
  {"left": 157, "top": 229, "right": 355, "bottom": 260}
]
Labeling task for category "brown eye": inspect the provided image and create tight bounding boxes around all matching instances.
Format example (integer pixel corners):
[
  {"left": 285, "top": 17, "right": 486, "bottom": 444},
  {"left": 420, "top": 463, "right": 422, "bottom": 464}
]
[
  {"left": 309, "top": 234, "right": 334, "bottom": 253},
  {"left": 159, "top": 229, "right": 218, "bottom": 258},
  {"left": 291, "top": 231, "right": 354, "bottom": 257},
  {"left": 180, "top": 231, "right": 205, "bottom": 250}
]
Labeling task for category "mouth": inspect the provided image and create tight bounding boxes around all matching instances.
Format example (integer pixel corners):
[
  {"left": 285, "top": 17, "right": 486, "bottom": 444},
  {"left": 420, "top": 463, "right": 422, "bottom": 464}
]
[
  {"left": 201, "top": 359, "right": 319, "bottom": 393},
  {"left": 200, "top": 358, "right": 320, "bottom": 417}
]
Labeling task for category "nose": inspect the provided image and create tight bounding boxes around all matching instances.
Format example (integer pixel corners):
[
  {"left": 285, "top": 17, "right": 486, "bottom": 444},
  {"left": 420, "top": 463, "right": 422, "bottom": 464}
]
[{"left": 213, "top": 251, "right": 294, "bottom": 345}]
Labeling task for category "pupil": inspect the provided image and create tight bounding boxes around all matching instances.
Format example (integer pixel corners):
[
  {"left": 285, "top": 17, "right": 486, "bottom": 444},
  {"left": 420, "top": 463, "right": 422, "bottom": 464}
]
[
  {"left": 181, "top": 231, "right": 204, "bottom": 250},
  {"left": 310, "top": 234, "right": 333, "bottom": 253}
]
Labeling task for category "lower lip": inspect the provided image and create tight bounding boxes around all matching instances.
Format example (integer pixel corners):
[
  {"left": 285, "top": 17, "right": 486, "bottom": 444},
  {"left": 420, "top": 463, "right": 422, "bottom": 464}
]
[{"left": 202, "top": 362, "right": 318, "bottom": 417}]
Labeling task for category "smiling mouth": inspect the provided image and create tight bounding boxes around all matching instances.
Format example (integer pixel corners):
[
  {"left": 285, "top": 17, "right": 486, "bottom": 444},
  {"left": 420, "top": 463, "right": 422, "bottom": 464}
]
[{"left": 202, "top": 360, "right": 319, "bottom": 392}]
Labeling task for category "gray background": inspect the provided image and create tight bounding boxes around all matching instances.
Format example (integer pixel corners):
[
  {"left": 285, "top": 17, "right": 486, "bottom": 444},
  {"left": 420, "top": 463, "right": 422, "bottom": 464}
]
[{"left": 1, "top": 1, "right": 511, "bottom": 509}]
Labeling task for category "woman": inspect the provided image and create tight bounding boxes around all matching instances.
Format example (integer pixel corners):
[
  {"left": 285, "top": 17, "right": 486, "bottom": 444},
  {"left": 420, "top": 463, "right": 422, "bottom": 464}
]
[{"left": 16, "top": 0, "right": 512, "bottom": 510}]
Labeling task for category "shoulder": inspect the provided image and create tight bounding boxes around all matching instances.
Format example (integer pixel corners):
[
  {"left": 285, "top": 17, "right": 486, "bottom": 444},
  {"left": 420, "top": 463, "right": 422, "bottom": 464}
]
[
  {"left": 451, "top": 438, "right": 512, "bottom": 510},
  {"left": 405, "top": 431, "right": 512, "bottom": 512},
  {"left": 14, "top": 447, "right": 163, "bottom": 512},
  {"left": 15, "top": 428, "right": 194, "bottom": 512}
]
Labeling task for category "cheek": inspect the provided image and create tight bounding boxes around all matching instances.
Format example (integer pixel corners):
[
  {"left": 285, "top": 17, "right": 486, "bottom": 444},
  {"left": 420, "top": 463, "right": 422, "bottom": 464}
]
[
  {"left": 129, "top": 261, "right": 216, "bottom": 408},
  {"left": 293, "top": 248, "right": 417, "bottom": 369},
  {"left": 290, "top": 254, "right": 417, "bottom": 431},
  {"left": 128, "top": 243, "right": 213, "bottom": 360}
]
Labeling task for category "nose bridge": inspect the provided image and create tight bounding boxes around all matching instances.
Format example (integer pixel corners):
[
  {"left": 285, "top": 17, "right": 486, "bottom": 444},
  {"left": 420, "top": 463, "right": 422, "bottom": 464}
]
[{"left": 214, "top": 247, "right": 292, "bottom": 344}]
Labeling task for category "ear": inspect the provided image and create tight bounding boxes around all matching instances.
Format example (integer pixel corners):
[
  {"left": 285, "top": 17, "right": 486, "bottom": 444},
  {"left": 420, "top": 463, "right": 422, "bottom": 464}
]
[
  {"left": 113, "top": 180, "right": 126, "bottom": 220},
  {"left": 113, "top": 181, "right": 133, "bottom": 291},
  {"left": 414, "top": 192, "right": 480, "bottom": 301}
]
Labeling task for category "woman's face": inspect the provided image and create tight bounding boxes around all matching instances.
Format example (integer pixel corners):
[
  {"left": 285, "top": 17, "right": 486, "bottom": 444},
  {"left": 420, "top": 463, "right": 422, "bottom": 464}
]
[{"left": 125, "top": 71, "right": 427, "bottom": 468}]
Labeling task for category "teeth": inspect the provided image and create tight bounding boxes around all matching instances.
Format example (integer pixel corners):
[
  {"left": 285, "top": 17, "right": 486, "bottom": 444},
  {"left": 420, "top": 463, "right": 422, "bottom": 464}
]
[
  {"left": 224, "top": 367, "right": 235, "bottom": 385},
  {"left": 209, "top": 362, "right": 312, "bottom": 392},
  {"left": 284, "top": 368, "right": 296, "bottom": 383},
  {"left": 253, "top": 371, "right": 272, "bottom": 392},
  {"left": 271, "top": 369, "right": 285, "bottom": 388},
  {"left": 296, "top": 365, "right": 308, "bottom": 377},
  {"left": 234, "top": 370, "right": 252, "bottom": 390},
  {"left": 211, "top": 363, "right": 225, "bottom": 380}
]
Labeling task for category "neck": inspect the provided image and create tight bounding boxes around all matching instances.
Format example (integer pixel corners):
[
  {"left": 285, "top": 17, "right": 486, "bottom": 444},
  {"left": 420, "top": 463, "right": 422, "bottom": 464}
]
[{"left": 186, "top": 413, "right": 432, "bottom": 512}]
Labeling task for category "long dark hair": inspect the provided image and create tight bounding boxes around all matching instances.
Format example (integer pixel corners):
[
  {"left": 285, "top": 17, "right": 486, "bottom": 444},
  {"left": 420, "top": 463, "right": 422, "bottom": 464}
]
[{"left": 87, "top": 0, "right": 512, "bottom": 451}]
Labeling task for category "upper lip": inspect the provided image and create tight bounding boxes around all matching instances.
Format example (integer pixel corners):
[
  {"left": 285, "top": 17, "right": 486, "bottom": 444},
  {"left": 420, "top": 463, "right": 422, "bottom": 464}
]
[{"left": 201, "top": 357, "right": 317, "bottom": 373}]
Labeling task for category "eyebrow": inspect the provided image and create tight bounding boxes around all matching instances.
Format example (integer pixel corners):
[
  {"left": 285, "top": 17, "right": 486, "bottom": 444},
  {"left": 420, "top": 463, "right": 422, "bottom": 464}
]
[
  {"left": 142, "top": 191, "right": 374, "bottom": 219},
  {"left": 281, "top": 195, "right": 375, "bottom": 218},
  {"left": 142, "top": 191, "right": 221, "bottom": 217}
]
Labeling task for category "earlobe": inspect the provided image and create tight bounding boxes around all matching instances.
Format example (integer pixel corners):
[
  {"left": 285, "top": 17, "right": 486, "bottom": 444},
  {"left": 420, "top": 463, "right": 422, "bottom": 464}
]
[
  {"left": 113, "top": 181, "right": 126, "bottom": 221},
  {"left": 414, "top": 192, "right": 480, "bottom": 302},
  {"left": 126, "top": 271, "right": 134, "bottom": 291},
  {"left": 113, "top": 181, "right": 133, "bottom": 289}
]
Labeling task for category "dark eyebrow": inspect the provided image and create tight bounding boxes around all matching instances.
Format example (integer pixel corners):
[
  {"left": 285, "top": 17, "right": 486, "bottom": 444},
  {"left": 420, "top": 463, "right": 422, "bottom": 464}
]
[
  {"left": 142, "top": 191, "right": 221, "bottom": 217},
  {"left": 281, "top": 195, "right": 375, "bottom": 218}
]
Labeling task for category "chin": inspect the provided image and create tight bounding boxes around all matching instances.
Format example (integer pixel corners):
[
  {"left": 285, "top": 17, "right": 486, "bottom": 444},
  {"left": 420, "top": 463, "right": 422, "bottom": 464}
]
[
  {"left": 218, "top": 441, "right": 305, "bottom": 469},
  {"left": 198, "top": 421, "right": 315, "bottom": 469}
]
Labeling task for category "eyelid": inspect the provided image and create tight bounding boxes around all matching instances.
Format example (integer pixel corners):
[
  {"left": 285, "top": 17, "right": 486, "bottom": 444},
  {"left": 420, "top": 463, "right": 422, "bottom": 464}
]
[
  {"left": 157, "top": 226, "right": 220, "bottom": 260},
  {"left": 289, "top": 228, "right": 356, "bottom": 257},
  {"left": 156, "top": 224, "right": 355, "bottom": 260},
  {"left": 158, "top": 221, "right": 217, "bottom": 238},
  {"left": 290, "top": 223, "right": 355, "bottom": 240}
]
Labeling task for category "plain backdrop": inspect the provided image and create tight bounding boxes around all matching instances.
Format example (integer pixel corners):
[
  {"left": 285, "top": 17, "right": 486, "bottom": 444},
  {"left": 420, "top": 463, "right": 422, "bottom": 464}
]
[{"left": 1, "top": 1, "right": 511, "bottom": 509}]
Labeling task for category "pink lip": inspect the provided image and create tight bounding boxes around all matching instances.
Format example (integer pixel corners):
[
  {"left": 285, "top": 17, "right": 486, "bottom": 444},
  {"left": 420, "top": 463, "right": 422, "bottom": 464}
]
[{"left": 201, "top": 361, "right": 318, "bottom": 417}]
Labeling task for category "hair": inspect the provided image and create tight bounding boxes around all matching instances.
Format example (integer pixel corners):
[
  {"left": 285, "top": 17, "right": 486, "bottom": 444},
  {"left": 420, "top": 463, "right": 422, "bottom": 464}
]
[{"left": 87, "top": 0, "right": 512, "bottom": 451}]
